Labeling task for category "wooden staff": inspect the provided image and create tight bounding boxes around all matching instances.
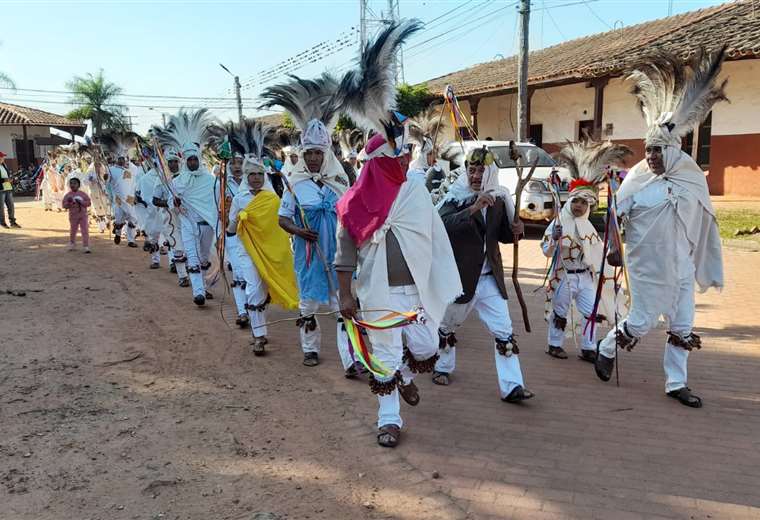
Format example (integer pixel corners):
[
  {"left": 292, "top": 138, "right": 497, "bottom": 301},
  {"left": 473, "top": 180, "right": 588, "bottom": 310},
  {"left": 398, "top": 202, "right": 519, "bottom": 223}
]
[{"left": 509, "top": 141, "right": 539, "bottom": 333}]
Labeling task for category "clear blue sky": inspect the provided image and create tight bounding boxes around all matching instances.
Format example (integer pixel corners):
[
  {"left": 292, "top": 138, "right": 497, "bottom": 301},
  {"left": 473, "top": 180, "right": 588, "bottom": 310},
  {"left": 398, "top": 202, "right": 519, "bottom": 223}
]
[{"left": 0, "top": 0, "right": 726, "bottom": 133}]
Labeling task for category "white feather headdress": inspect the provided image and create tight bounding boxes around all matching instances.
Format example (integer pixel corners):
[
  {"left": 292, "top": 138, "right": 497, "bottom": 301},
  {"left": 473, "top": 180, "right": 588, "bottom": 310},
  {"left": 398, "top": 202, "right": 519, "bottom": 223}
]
[
  {"left": 558, "top": 140, "right": 633, "bottom": 189},
  {"left": 153, "top": 108, "right": 220, "bottom": 154},
  {"left": 628, "top": 46, "right": 728, "bottom": 147}
]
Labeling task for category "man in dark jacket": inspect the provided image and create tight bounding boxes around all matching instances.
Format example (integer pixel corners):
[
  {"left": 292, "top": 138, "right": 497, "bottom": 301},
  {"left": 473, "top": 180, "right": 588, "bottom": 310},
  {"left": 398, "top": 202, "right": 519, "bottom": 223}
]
[{"left": 432, "top": 147, "right": 533, "bottom": 403}]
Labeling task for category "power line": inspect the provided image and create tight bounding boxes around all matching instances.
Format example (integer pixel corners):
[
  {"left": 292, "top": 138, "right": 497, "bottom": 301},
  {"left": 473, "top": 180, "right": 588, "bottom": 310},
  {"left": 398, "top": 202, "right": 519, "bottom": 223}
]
[
  {"left": 581, "top": 0, "right": 613, "bottom": 29},
  {"left": 0, "top": 97, "right": 278, "bottom": 111},
  {"left": 0, "top": 86, "right": 258, "bottom": 102}
]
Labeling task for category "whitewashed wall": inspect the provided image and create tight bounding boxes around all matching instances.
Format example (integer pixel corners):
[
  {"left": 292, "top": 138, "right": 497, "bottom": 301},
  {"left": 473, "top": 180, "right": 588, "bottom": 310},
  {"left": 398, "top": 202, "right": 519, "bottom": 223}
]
[
  {"left": 712, "top": 59, "right": 760, "bottom": 136},
  {"left": 448, "top": 58, "right": 759, "bottom": 144},
  {"left": 0, "top": 126, "right": 52, "bottom": 158}
]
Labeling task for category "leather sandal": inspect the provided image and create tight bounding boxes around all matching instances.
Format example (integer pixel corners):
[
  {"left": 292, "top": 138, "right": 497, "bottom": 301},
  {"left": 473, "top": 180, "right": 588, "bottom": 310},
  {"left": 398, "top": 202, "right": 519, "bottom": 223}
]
[
  {"left": 594, "top": 353, "right": 615, "bottom": 382},
  {"left": 303, "top": 352, "right": 319, "bottom": 367},
  {"left": 237, "top": 314, "right": 250, "bottom": 328},
  {"left": 377, "top": 424, "right": 401, "bottom": 448},
  {"left": 432, "top": 371, "right": 450, "bottom": 386},
  {"left": 251, "top": 337, "right": 267, "bottom": 357},
  {"left": 667, "top": 387, "right": 703, "bottom": 408},
  {"left": 502, "top": 385, "right": 535, "bottom": 403},
  {"left": 546, "top": 346, "right": 568, "bottom": 359},
  {"left": 398, "top": 380, "right": 420, "bottom": 406}
]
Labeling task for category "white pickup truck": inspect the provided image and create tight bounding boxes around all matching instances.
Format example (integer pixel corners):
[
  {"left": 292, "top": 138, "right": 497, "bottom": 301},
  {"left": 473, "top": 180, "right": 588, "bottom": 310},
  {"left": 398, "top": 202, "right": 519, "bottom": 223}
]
[{"left": 439, "top": 140, "right": 572, "bottom": 223}]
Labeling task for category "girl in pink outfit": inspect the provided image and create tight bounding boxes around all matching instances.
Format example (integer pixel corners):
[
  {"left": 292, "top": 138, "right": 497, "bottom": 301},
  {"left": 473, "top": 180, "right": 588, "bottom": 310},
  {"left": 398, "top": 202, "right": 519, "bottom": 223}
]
[{"left": 62, "top": 178, "right": 92, "bottom": 253}]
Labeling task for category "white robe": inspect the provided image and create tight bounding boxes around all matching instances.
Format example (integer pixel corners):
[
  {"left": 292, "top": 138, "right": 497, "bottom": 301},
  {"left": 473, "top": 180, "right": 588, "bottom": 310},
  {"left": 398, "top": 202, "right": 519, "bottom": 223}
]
[{"left": 354, "top": 179, "right": 462, "bottom": 339}]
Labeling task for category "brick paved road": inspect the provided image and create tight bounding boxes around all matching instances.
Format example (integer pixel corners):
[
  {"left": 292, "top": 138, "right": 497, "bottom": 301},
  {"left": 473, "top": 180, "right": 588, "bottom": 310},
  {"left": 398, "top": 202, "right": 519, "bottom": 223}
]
[
  {"left": 326, "top": 234, "right": 760, "bottom": 520},
  {"left": 4, "top": 200, "right": 759, "bottom": 520}
]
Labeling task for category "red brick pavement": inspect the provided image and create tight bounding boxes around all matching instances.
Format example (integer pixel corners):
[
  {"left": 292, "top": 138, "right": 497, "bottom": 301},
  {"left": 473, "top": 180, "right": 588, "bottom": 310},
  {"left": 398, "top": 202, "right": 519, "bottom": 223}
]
[{"left": 321, "top": 239, "right": 760, "bottom": 520}]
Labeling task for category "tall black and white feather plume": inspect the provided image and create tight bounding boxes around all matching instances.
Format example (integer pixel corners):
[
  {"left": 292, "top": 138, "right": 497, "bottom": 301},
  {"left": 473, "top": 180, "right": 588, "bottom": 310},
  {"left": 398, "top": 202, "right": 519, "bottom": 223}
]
[
  {"left": 627, "top": 46, "right": 728, "bottom": 145},
  {"left": 337, "top": 19, "right": 424, "bottom": 133},
  {"left": 259, "top": 73, "right": 341, "bottom": 132},
  {"left": 223, "top": 118, "right": 275, "bottom": 160},
  {"left": 558, "top": 140, "right": 633, "bottom": 185},
  {"left": 153, "top": 108, "right": 220, "bottom": 151}
]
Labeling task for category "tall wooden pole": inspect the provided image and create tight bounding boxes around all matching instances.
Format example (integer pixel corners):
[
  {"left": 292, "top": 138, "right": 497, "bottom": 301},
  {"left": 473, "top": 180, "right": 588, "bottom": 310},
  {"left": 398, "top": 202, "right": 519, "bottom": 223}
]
[{"left": 517, "top": 0, "right": 531, "bottom": 142}]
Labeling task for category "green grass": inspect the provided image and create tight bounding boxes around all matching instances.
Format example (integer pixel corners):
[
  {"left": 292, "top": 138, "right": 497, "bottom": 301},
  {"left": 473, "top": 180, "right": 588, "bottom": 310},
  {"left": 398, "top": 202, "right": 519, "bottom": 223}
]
[{"left": 716, "top": 209, "right": 760, "bottom": 241}]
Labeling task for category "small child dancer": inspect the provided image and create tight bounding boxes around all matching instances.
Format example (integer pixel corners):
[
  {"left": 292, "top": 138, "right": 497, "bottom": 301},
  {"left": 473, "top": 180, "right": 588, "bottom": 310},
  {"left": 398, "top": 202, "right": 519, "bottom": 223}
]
[{"left": 62, "top": 177, "right": 92, "bottom": 253}]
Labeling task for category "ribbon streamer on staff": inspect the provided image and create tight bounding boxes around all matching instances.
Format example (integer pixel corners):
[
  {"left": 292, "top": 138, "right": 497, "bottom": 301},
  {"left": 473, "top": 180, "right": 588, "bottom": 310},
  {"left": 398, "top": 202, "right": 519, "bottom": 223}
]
[
  {"left": 343, "top": 310, "right": 422, "bottom": 378},
  {"left": 585, "top": 170, "right": 629, "bottom": 342}
]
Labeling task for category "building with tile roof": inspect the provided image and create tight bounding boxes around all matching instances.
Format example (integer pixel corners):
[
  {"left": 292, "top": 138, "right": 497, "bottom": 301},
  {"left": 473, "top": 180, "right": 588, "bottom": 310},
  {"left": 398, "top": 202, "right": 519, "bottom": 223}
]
[
  {"left": 423, "top": 0, "right": 760, "bottom": 196},
  {"left": 0, "top": 102, "right": 87, "bottom": 170}
]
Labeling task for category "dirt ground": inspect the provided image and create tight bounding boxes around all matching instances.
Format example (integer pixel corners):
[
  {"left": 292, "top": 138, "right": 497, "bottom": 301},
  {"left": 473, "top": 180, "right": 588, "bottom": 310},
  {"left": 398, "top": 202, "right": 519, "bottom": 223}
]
[
  {"left": 3, "top": 198, "right": 760, "bottom": 520},
  {"left": 0, "top": 200, "right": 461, "bottom": 520}
]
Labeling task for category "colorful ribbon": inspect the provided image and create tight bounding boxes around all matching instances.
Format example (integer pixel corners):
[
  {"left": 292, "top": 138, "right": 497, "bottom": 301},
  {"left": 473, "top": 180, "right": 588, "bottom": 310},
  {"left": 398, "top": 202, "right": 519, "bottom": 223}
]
[{"left": 343, "top": 310, "right": 421, "bottom": 378}]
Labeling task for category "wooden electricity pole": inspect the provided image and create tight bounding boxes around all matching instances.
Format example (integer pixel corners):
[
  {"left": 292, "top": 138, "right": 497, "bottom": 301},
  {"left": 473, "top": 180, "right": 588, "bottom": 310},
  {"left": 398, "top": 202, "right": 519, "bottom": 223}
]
[{"left": 517, "top": 0, "right": 531, "bottom": 142}]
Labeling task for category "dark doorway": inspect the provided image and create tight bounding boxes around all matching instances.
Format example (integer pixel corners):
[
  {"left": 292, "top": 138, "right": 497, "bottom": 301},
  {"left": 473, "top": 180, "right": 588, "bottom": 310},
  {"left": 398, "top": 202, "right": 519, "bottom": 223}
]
[
  {"left": 14, "top": 139, "right": 35, "bottom": 169},
  {"left": 529, "top": 124, "right": 543, "bottom": 148},
  {"left": 578, "top": 119, "right": 594, "bottom": 140}
]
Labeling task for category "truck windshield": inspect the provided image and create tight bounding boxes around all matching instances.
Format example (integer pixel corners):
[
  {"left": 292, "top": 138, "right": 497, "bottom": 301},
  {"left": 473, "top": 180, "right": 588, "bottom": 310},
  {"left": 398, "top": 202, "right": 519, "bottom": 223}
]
[{"left": 489, "top": 146, "right": 556, "bottom": 168}]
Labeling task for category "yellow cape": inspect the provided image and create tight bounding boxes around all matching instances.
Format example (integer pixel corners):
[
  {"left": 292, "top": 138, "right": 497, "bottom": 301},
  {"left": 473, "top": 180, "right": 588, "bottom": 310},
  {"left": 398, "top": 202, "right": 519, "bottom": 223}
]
[{"left": 237, "top": 190, "right": 299, "bottom": 310}]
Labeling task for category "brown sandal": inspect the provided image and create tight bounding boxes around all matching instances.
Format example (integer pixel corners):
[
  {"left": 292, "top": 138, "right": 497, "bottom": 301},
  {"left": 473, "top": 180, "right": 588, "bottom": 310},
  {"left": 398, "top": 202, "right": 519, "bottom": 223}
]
[
  {"left": 432, "top": 371, "right": 450, "bottom": 386},
  {"left": 377, "top": 424, "right": 401, "bottom": 448},
  {"left": 398, "top": 380, "right": 420, "bottom": 406},
  {"left": 251, "top": 337, "right": 268, "bottom": 356}
]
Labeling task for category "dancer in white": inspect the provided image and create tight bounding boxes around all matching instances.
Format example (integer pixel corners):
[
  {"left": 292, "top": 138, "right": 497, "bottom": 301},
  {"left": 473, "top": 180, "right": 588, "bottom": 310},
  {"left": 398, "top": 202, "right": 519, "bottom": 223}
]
[{"left": 595, "top": 48, "right": 726, "bottom": 408}]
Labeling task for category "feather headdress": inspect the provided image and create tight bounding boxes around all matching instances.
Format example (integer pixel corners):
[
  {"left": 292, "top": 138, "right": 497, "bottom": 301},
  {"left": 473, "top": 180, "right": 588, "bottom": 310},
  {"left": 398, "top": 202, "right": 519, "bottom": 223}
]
[
  {"left": 152, "top": 108, "right": 220, "bottom": 153},
  {"left": 627, "top": 46, "right": 728, "bottom": 146},
  {"left": 337, "top": 19, "right": 423, "bottom": 139},
  {"left": 225, "top": 118, "right": 273, "bottom": 160},
  {"left": 259, "top": 73, "right": 341, "bottom": 132},
  {"left": 336, "top": 128, "right": 364, "bottom": 159},
  {"left": 408, "top": 105, "right": 445, "bottom": 154},
  {"left": 558, "top": 140, "right": 633, "bottom": 186},
  {"left": 99, "top": 131, "right": 138, "bottom": 159}
]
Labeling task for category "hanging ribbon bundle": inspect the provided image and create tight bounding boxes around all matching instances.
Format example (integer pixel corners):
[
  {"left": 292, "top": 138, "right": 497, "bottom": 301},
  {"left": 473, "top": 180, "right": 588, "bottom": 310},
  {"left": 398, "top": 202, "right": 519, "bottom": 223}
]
[
  {"left": 343, "top": 309, "right": 423, "bottom": 378},
  {"left": 443, "top": 85, "right": 478, "bottom": 142},
  {"left": 539, "top": 169, "right": 565, "bottom": 290},
  {"left": 584, "top": 170, "right": 629, "bottom": 341}
]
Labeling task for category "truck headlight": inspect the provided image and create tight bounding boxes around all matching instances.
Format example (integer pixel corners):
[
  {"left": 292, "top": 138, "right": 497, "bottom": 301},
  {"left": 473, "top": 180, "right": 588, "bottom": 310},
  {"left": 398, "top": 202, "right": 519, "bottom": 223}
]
[{"left": 525, "top": 180, "right": 545, "bottom": 193}]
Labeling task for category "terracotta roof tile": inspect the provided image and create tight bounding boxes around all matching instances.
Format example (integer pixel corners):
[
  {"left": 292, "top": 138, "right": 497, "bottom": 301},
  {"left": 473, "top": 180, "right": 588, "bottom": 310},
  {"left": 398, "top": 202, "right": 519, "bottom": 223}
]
[
  {"left": 424, "top": 1, "right": 757, "bottom": 97},
  {"left": 0, "top": 102, "right": 86, "bottom": 128}
]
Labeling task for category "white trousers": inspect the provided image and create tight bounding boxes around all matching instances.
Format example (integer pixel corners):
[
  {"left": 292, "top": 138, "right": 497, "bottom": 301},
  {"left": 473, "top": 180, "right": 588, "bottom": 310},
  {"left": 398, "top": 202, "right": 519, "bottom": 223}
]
[
  {"left": 547, "top": 272, "right": 596, "bottom": 351},
  {"left": 372, "top": 285, "right": 439, "bottom": 429},
  {"left": 225, "top": 237, "right": 248, "bottom": 317},
  {"left": 435, "top": 275, "right": 525, "bottom": 399},
  {"left": 181, "top": 218, "right": 215, "bottom": 298},
  {"left": 299, "top": 296, "right": 352, "bottom": 370},
  {"left": 227, "top": 235, "right": 269, "bottom": 338},
  {"left": 598, "top": 275, "right": 695, "bottom": 393},
  {"left": 114, "top": 206, "right": 137, "bottom": 242}
]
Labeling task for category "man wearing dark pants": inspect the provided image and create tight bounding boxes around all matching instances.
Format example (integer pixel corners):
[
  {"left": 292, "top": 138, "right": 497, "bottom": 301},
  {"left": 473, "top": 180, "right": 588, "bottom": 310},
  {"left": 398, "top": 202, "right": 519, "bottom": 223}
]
[{"left": 0, "top": 152, "right": 20, "bottom": 229}]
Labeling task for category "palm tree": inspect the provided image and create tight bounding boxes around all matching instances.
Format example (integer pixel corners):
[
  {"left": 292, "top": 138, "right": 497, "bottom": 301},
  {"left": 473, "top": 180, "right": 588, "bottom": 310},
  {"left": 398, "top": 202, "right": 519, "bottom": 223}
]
[
  {"left": 66, "top": 69, "right": 126, "bottom": 136},
  {"left": 0, "top": 71, "right": 15, "bottom": 89}
]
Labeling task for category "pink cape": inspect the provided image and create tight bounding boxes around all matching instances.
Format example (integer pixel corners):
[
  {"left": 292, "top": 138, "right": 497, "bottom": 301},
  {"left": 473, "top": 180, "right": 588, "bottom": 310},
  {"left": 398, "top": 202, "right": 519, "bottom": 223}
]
[{"left": 336, "top": 135, "right": 406, "bottom": 247}]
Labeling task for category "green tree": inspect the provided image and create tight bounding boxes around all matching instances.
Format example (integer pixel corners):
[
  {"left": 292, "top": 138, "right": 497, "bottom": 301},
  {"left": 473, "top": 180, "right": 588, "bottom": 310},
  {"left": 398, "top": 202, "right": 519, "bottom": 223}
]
[
  {"left": 281, "top": 112, "right": 295, "bottom": 130},
  {"left": 0, "top": 71, "right": 15, "bottom": 89},
  {"left": 396, "top": 83, "right": 434, "bottom": 118},
  {"left": 66, "top": 69, "right": 126, "bottom": 136},
  {"left": 334, "top": 113, "right": 356, "bottom": 132}
]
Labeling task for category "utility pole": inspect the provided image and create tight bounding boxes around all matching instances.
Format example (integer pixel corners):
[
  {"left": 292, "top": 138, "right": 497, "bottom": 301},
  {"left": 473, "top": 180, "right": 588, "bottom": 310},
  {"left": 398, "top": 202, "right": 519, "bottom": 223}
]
[
  {"left": 220, "top": 63, "right": 244, "bottom": 124},
  {"left": 359, "top": 0, "right": 368, "bottom": 48},
  {"left": 359, "top": 0, "right": 403, "bottom": 84},
  {"left": 516, "top": 0, "right": 531, "bottom": 142},
  {"left": 387, "top": 0, "right": 404, "bottom": 84}
]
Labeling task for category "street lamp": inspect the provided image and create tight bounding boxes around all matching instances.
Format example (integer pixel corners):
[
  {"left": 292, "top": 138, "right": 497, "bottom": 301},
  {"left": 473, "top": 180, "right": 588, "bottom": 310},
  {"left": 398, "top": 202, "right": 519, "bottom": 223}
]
[{"left": 220, "top": 63, "right": 243, "bottom": 124}]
